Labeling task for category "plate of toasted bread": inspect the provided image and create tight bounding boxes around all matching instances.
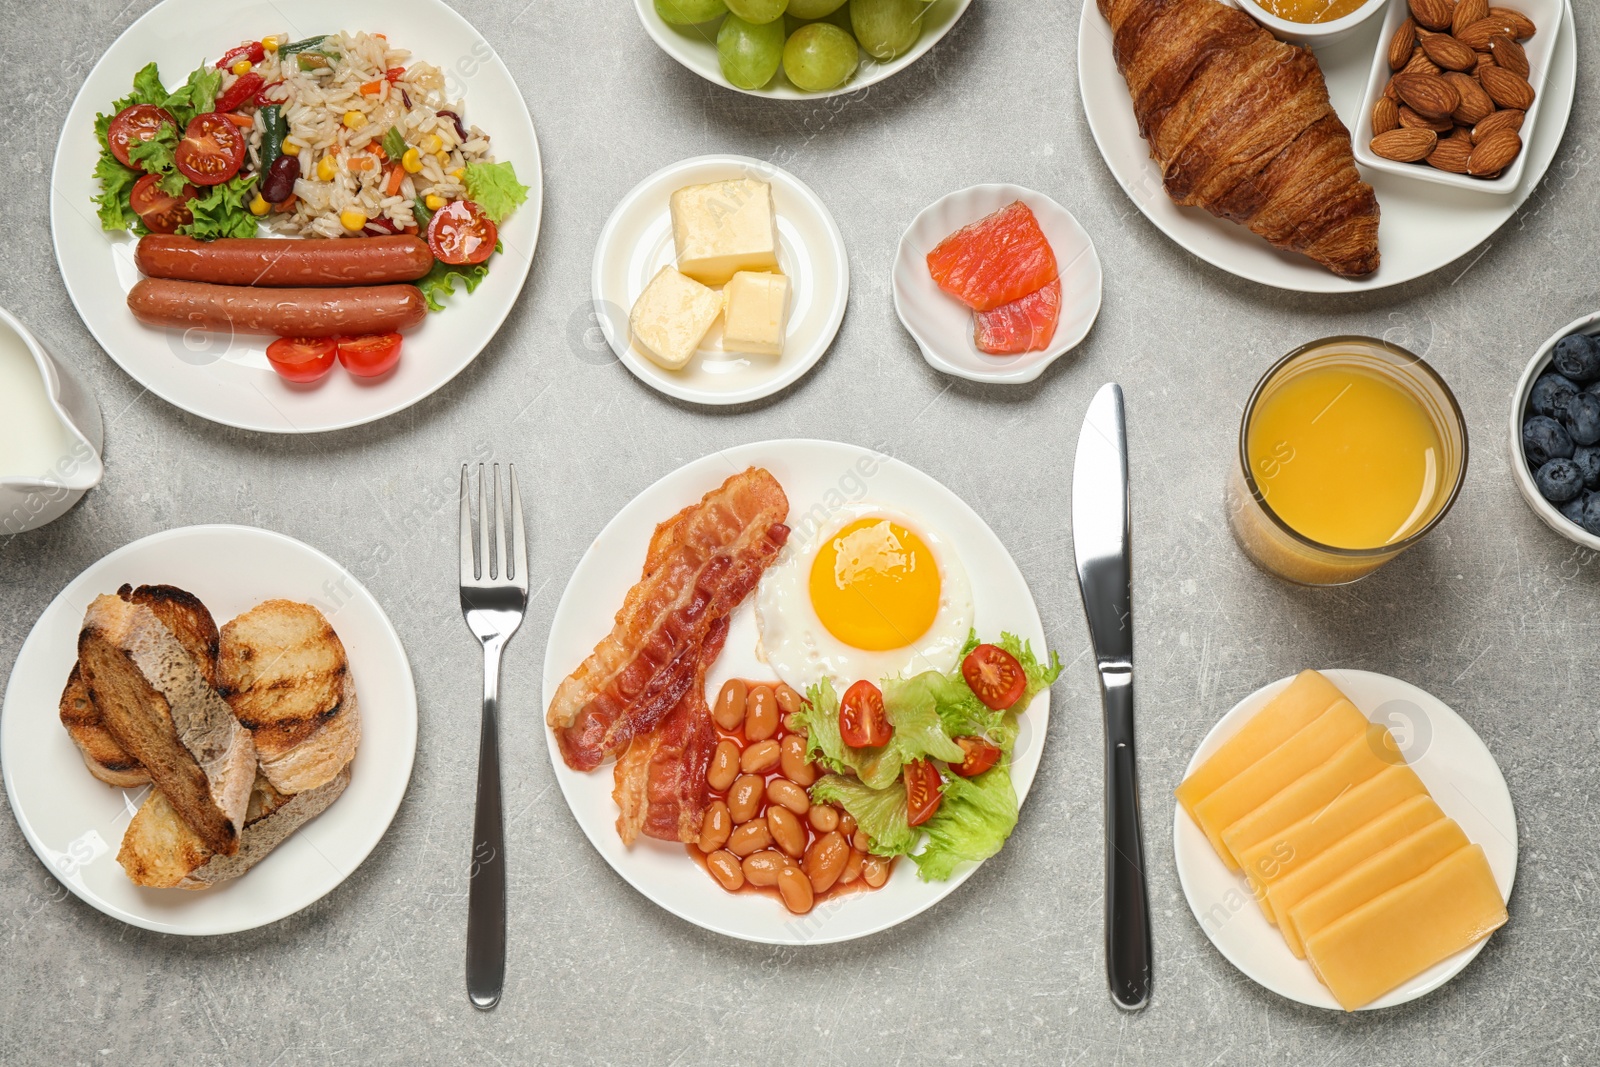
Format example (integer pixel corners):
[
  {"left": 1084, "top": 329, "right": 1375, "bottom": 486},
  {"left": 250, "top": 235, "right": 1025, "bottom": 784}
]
[{"left": 1, "top": 525, "right": 416, "bottom": 934}]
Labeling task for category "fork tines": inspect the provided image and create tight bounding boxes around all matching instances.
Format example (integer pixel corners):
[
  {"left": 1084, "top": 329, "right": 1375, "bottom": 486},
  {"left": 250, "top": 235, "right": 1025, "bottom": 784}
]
[{"left": 458, "top": 463, "right": 528, "bottom": 591}]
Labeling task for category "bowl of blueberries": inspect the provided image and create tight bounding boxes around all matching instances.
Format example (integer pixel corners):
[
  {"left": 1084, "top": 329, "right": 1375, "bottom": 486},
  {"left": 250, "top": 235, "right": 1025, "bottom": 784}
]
[{"left": 1513, "top": 312, "right": 1600, "bottom": 547}]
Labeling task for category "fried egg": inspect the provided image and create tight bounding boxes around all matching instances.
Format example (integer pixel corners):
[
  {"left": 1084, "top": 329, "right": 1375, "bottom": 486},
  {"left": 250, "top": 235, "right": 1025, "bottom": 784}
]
[{"left": 755, "top": 504, "right": 973, "bottom": 693}]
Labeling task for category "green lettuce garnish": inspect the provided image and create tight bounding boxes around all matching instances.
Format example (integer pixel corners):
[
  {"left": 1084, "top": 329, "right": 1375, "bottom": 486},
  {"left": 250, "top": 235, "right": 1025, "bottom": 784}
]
[
  {"left": 463, "top": 160, "right": 528, "bottom": 223},
  {"left": 796, "top": 677, "right": 963, "bottom": 790},
  {"left": 92, "top": 153, "right": 142, "bottom": 231},
  {"left": 416, "top": 258, "right": 490, "bottom": 312},
  {"left": 809, "top": 775, "right": 916, "bottom": 857},
  {"left": 180, "top": 174, "right": 259, "bottom": 239},
  {"left": 125, "top": 123, "right": 185, "bottom": 196},
  {"left": 910, "top": 764, "right": 1019, "bottom": 881},
  {"left": 160, "top": 63, "right": 221, "bottom": 127}
]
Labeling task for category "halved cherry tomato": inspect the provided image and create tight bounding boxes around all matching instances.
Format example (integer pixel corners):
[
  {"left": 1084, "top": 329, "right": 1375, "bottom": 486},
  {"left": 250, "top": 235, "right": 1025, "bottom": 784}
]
[
  {"left": 107, "top": 104, "right": 177, "bottom": 169},
  {"left": 214, "top": 72, "right": 266, "bottom": 114},
  {"left": 174, "top": 112, "right": 246, "bottom": 186},
  {"left": 265, "top": 337, "right": 337, "bottom": 383},
  {"left": 950, "top": 736, "right": 1002, "bottom": 779},
  {"left": 384, "top": 66, "right": 407, "bottom": 82},
  {"left": 216, "top": 43, "right": 266, "bottom": 70},
  {"left": 128, "top": 173, "right": 196, "bottom": 234},
  {"left": 335, "top": 334, "right": 403, "bottom": 378},
  {"left": 839, "top": 679, "right": 892, "bottom": 749},
  {"left": 426, "top": 199, "right": 497, "bottom": 265},
  {"left": 962, "top": 644, "right": 1027, "bottom": 711},
  {"left": 905, "top": 760, "right": 943, "bottom": 826}
]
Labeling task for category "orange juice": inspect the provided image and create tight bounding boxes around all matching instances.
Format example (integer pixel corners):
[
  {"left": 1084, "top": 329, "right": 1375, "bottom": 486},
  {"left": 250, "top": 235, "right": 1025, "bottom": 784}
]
[{"left": 1246, "top": 364, "right": 1444, "bottom": 550}]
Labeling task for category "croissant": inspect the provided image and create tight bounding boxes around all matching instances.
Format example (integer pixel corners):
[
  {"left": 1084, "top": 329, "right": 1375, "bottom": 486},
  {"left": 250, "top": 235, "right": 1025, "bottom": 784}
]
[{"left": 1099, "top": 0, "right": 1380, "bottom": 277}]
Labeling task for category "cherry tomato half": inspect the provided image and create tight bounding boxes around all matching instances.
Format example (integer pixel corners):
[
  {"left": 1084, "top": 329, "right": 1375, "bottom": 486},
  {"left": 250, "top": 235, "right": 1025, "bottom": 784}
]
[
  {"left": 426, "top": 199, "right": 497, "bottom": 266},
  {"left": 839, "top": 679, "right": 892, "bottom": 749},
  {"left": 128, "top": 173, "right": 196, "bottom": 234},
  {"left": 107, "top": 104, "right": 178, "bottom": 170},
  {"left": 214, "top": 72, "right": 266, "bottom": 114},
  {"left": 905, "top": 760, "right": 943, "bottom": 827},
  {"left": 335, "top": 334, "right": 403, "bottom": 378},
  {"left": 174, "top": 112, "right": 246, "bottom": 186},
  {"left": 265, "top": 337, "right": 337, "bottom": 383},
  {"left": 950, "top": 736, "right": 1002, "bottom": 779},
  {"left": 962, "top": 644, "right": 1027, "bottom": 711}
]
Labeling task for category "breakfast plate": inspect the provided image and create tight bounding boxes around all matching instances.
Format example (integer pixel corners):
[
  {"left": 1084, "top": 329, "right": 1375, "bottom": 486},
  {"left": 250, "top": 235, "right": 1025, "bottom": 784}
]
[
  {"left": 1077, "top": 0, "right": 1577, "bottom": 293},
  {"left": 1, "top": 525, "right": 418, "bottom": 935},
  {"left": 1173, "top": 669, "right": 1517, "bottom": 1010},
  {"left": 894, "top": 184, "right": 1103, "bottom": 385},
  {"left": 50, "top": 0, "right": 543, "bottom": 434},
  {"left": 592, "top": 156, "right": 848, "bottom": 406},
  {"left": 542, "top": 439, "right": 1051, "bottom": 944},
  {"left": 632, "top": 0, "right": 973, "bottom": 100}
]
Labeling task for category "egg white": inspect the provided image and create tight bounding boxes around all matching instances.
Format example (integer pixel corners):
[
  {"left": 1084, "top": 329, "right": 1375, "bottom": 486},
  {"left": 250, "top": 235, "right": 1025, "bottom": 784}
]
[{"left": 755, "top": 503, "right": 974, "bottom": 694}]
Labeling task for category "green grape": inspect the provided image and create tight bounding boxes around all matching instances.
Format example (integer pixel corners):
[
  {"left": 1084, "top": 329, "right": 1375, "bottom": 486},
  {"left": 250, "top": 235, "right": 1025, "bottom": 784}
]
[
  {"left": 782, "top": 23, "right": 859, "bottom": 91},
  {"left": 850, "top": 0, "right": 925, "bottom": 59},
  {"left": 718, "top": 14, "right": 785, "bottom": 89},
  {"left": 784, "top": 5, "right": 852, "bottom": 35},
  {"left": 787, "top": 0, "right": 847, "bottom": 17},
  {"left": 726, "top": 0, "right": 789, "bottom": 25},
  {"left": 656, "top": 0, "right": 729, "bottom": 24}
]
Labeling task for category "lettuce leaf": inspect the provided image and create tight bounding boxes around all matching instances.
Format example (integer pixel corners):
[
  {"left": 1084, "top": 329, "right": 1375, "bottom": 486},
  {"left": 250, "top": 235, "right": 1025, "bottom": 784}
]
[
  {"left": 809, "top": 775, "right": 917, "bottom": 857},
  {"left": 796, "top": 677, "right": 963, "bottom": 790},
  {"left": 179, "top": 174, "right": 259, "bottom": 239},
  {"left": 161, "top": 63, "right": 221, "bottom": 127},
  {"left": 911, "top": 763, "right": 1020, "bottom": 881},
  {"left": 125, "top": 123, "right": 187, "bottom": 197},
  {"left": 416, "top": 258, "right": 490, "bottom": 312},
  {"left": 463, "top": 161, "right": 528, "bottom": 223},
  {"left": 92, "top": 153, "right": 142, "bottom": 231}
]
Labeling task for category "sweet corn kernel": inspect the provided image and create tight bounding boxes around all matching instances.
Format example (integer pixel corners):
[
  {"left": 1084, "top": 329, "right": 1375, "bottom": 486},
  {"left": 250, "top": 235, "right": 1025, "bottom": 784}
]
[
  {"left": 261, "top": 36, "right": 280, "bottom": 52},
  {"left": 231, "top": 60, "right": 253, "bottom": 75},
  {"left": 281, "top": 140, "right": 301, "bottom": 156},
  {"left": 424, "top": 194, "right": 447, "bottom": 211},
  {"left": 420, "top": 134, "right": 442, "bottom": 154},
  {"left": 342, "top": 111, "right": 365, "bottom": 129},
  {"left": 401, "top": 148, "right": 423, "bottom": 174},
  {"left": 450, "top": 168, "right": 464, "bottom": 180},
  {"left": 339, "top": 209, "right": 368, "bottom": 231},
  {"left": 249, "top": 195, "right": 270, "bottom": 216},
  {"left": 435, "top": 151, "right": 449, "bottom": 166},
  {"left": 316, "top": 156, "right": 337, "bottom": 181}
]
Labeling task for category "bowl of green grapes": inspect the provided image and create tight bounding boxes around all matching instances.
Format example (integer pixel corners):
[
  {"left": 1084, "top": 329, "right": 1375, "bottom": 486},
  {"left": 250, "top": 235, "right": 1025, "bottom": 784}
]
[{"left": 637, "top": 0, "right": 972, "bottom": 98}]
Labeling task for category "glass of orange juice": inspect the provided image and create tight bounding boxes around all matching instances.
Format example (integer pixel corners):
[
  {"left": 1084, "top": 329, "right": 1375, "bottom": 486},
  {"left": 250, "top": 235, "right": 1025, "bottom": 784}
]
[{"left": 1227, "top": 336, "right": 1469, "bottom": 586}]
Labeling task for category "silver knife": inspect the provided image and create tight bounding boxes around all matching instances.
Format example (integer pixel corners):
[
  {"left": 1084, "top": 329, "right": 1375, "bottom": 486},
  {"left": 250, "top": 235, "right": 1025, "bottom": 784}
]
[{"left": 1071, "top": 382, "right": 1153, "bottom": 1011}]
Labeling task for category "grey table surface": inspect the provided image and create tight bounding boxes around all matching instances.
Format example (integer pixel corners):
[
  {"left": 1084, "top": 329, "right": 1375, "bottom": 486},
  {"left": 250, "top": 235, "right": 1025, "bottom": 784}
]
[{"left": 2, "top": 1, "right": 1597, "bottom": 1063}]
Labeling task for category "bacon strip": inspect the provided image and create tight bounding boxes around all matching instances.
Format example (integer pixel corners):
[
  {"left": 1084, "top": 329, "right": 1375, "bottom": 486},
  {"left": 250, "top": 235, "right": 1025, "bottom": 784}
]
[
  {"left": 612, "top": 616, "right": 727, "bottom": 845},
  {"left": 549, "top": 467, "right": 789, "bottom": 771}
]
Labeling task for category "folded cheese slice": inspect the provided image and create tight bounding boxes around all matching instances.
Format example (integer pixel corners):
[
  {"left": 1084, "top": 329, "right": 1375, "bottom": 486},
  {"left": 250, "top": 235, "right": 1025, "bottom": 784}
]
[
  {"left": 1191, "top": 698, "right": 1369, "bottom": 870},
  {"left": 1304, "top": 844, "right": 1507, "bottom": 1010},
  {"left": 1176, "top": 669, "right": 1344, "bottom": 825},
  {"left": 1287, "top": 816, "right": 1468, "bottom": 959}
]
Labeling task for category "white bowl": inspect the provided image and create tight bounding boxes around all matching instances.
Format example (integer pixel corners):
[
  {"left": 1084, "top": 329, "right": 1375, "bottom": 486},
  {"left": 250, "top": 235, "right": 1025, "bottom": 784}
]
[
  {"left": 893, "top": 184, "right": 1102, "bottom": 386},
  {"left": 1235, "top": 0, "right": 1391, "bottom": 47},
  {"left": 1508, "top": 310, "right": 1600, "bottom": 549},
  {"left": 0, "top": 306, "right": 103, "bottom": 535},
  {"left": 632, "top": 0, "right": 972, "bottom": 100},
  {"left": 1352, "top": 0, "right": 1566, "bottom": 194}
]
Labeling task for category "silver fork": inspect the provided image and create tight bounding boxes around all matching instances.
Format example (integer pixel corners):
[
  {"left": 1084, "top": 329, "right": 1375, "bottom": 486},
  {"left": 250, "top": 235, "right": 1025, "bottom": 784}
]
[{"left": 457, "top": 463, "right": 527, "bottom": 1011}]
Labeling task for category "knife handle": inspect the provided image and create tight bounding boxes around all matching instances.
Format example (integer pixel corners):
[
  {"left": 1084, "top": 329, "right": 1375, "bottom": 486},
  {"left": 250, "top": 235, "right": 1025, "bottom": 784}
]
[{"left": 1100, "top": 667, "right": 1152, "bottom": 1011}]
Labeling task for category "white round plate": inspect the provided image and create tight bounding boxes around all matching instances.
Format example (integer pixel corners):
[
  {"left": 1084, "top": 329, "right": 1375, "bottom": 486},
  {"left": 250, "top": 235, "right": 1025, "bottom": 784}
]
[
  {"left": 541, "top": 440, "right": 1051, "bottom": 944},
  {"left": 633, "top": 0, "right": 972, "bottom": 100},
  {"left": 893, "top": 184, "right": 1103, "bottom": 385},
  {"left": 1078, "top": 1, "right": 1577, "bottom": 292},
  {"left": 50, "top": 0, "right": 543, "bottom": 433},
  {"left": 1, "top": 525, "right": 418, "bottom": 935},
  {"left": 1173, "top": 670, "right": 1517, "bottom": 1011},
  {"left": 592, "top": 155, "right": 848, "bottom": 406}
]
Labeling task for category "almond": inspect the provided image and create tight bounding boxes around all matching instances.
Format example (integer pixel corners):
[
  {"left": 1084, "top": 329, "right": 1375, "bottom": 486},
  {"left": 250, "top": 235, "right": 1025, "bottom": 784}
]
[
  {"left": 1394, "top": 72, "right": 1461, "bottom": 118},
  {"left": 1402, "top": 50, "right": 1443, "bottom": 77},
  {"left": 1473, "top": 107, "right": 1524, "bottom": 142},
  {"left": 1488, "top": 5, "right": 1536, "bottom": 39},
  {"left": 1420, "top": 32, "right": 1478, "bottom": 71},
  {"left": 1468, "top": 128, "right": 1522, "bottom": 175},
  {"left": 1479, "top": 64, "right": 1535, "bottom": 109},
  {"left": 1409, "top": 0, "right": 1455, "bottom": 32},
  {"left": 1489, "top": 34, "right": 1530, "bottom": 78},
  {"left": 1452, "top": 0, "right": 1488, "bottom": 36},
  {"left": 1371, "top": 127, "right": 1439, "bottom": 162},
  {"left": 1401, "top": 105, "right": 1454, "bottom": 133},
  {"left": 1474, "top": 51, "right": 1497, "bottom": 74},
  {"left": 1373, "top": 95, "right": 1401, "bottom": 134},
  {"left": 1445, "top": 71, "right": 1496, "bottom": 124},
  {"left": 1389, "top": 18, "right": 1419, "bottom": 69},
  {"left": 1457, "top": 15, "right": 1518, "bottom": 49},
  {"left": 1428, "top": 138, "right": 1474, "bottom": 173}
]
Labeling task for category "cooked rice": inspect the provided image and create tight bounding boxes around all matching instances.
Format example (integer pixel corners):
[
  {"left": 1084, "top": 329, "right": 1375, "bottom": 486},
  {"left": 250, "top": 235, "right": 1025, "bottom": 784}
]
[{"left": 223, "top": 30, "right": 495, "bottom": 238}]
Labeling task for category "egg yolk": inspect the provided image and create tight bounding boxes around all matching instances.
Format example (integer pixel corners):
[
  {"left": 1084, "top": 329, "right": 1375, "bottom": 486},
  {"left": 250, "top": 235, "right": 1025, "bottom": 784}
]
[{"left": 808, "top": 518, "right": 942, "bottom": 651}]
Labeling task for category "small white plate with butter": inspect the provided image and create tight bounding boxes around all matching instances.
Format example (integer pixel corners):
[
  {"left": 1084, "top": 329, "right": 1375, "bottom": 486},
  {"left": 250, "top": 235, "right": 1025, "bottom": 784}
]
[{"left": 591, "top": 154, "right": 849, "bottom": 406}]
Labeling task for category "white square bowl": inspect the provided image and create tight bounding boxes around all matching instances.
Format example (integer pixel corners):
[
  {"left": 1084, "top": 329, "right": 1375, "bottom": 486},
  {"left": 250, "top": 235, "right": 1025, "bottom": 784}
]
[{"left": 1351, "top": 0, "right": 1567, "bottom": 194}]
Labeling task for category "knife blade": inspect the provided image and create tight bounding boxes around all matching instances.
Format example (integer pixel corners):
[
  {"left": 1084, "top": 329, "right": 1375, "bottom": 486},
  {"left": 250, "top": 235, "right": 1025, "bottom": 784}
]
[{"left": 1071, "top": 382, "right": 1152, "bottom": 1011}]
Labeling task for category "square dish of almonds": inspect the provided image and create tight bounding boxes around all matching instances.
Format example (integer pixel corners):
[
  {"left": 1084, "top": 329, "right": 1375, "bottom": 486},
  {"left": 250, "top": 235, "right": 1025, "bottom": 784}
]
[{"left": 1351, "top": 0, "right": 1566, "bottom": 193}]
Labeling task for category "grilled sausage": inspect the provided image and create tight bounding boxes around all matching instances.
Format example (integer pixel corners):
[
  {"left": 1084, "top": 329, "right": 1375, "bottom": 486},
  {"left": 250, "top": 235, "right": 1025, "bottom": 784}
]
[
  {"left": 128, "top": 278, "right": 428, "bottom": 338},
  {"left": 135, "top": 235, "right": 434, "bottom": 287}
]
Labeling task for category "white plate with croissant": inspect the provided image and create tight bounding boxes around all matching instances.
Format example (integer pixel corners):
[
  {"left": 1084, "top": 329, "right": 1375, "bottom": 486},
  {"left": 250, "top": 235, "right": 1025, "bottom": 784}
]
[{"left": 1, "top": 525, "right": 417, "bottom": 935}]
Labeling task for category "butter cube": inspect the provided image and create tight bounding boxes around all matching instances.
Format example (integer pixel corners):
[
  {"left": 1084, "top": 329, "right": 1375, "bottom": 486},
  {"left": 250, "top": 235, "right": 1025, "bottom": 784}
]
[
  {"left": 670, "top": 179, "right": 780, "bottom": 286},
  {"left": 629, "top": 266, "right": 722, "bottom": 371},
  {"left": 721, "top": 271, "right": 789, "bottom": 357}
]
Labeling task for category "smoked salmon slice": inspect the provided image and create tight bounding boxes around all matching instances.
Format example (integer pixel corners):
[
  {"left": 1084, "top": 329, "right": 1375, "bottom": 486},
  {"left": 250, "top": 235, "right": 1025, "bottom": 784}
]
[
  {"left": 925, "top": 201, "right": 1059, "bottom": 312},
  {"left": 974, "top": 279, "right": 1061, "bottom": 355}
]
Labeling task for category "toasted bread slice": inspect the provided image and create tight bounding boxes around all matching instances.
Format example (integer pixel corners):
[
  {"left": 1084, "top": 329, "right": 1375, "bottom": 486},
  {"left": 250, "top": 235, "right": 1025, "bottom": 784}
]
[
  {"left": 58, "top": 584, "right": 222, "bottom": 786},
  {"left": 78, "top": 594, "right": 255, "bottom": 856},
  {"left": 219, "top": 600, "right": 360, "bottom": 793},
  {"left": 118, "top": 767, "right": 351, "bottom": 889}
]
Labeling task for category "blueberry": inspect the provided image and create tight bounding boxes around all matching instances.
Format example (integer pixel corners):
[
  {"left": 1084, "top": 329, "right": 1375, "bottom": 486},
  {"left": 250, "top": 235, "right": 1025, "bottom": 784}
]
[
  {"left": 1552, "top": 333, "right": 1600, "bottom": 384},
  {"left": 1524, "top": 414, "right": 1575, "bottom": 466},
  {"left": 1530, "top": 372, "right": 1581, "bottom": 418},
  {"left": 1573, "top": 446, "right": 1600, "bottom": 490},
  {"left": 1581, "top": 494, "right": 1600, "bottom": 536},
  {"left": 1560, "top": 491, "right": 1590, "bottom": 525},
  {"left": 1536, "top": 458, "right": 1584, "bottom": 502},
  {"left": 1563, "top": 392, "right": 1600, "bottom": 446}
]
